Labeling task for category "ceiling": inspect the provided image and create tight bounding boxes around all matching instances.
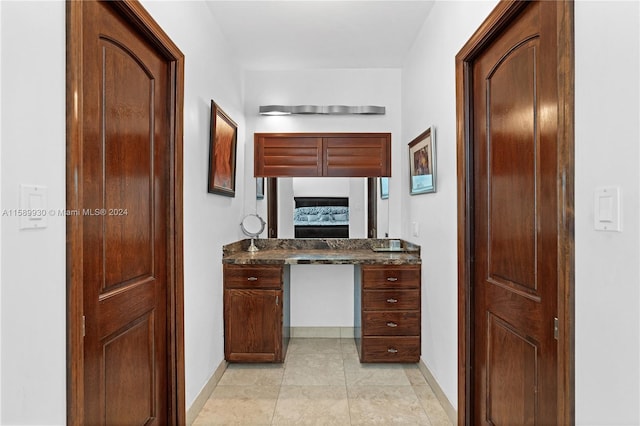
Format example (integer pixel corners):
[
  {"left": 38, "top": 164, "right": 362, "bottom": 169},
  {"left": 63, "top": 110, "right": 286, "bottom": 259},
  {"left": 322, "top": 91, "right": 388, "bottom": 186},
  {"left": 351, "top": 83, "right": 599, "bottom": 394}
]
[{"left": 206, "top": 1, "right": 435, "bottom": 70}]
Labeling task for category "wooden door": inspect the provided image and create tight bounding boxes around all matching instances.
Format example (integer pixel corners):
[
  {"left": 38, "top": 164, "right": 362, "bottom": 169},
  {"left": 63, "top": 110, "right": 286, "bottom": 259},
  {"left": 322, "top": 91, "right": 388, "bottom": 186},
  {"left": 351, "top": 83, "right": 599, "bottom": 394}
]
[
  {"left": 456, "top": 1, "right": 574, "bottom": 425},
  {"left": 67, "top": 1, "right": 185, "bottom": 424},
  {"left": 224, "top": 289, "right": 283, "bottom": 362}
]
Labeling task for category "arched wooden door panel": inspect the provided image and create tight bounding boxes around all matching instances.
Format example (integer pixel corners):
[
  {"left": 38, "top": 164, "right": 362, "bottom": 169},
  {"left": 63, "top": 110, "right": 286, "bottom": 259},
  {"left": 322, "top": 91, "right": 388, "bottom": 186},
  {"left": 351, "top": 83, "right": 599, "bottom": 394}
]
[
  {"left": 66, "top": 1, "right": 185, "bottom": 424},
  {"left": 456, "top": 1, "right": 574, "bottom": 424}
]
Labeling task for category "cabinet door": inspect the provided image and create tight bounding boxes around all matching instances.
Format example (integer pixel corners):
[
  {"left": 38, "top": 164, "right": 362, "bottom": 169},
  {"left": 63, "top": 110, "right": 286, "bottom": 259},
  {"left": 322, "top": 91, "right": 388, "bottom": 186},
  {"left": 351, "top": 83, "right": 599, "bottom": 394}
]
[
  {"left": 254, "top": 135, "right": 322, "bottom": 177},
  {"left": 224, "top": 289, "right": 282, "bottom": 362},
  {"left": 323, "top": 135, "right": 391, "bottom": 177}
]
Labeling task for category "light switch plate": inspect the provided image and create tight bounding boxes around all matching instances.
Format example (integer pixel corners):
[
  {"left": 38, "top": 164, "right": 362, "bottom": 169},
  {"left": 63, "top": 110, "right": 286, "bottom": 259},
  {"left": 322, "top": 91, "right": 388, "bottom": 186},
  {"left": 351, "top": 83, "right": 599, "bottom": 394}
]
[
  {"left": 19, "top": 184, "right": 48, "bottom": 229},
  {"left": 594, "top": 186, "right": 621, "bottom": 232}
]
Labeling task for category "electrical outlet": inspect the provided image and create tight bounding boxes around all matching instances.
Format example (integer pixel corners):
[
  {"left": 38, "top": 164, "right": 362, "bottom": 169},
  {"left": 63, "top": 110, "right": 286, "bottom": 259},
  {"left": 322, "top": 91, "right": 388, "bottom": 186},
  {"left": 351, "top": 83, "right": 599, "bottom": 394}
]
[{"left": 412, "top": 222, "right": 419, "bottom": 237}]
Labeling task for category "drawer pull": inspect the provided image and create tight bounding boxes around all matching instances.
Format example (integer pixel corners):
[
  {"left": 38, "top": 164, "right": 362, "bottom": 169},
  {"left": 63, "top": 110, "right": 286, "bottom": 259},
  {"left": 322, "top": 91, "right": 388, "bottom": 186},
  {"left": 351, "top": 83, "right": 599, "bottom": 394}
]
[
  {"left": 386, "top": 277, "right": 398, "bottom": 282},
  {"left": 387, "top": 348, "right": 398, "bottom": 353},
  {"left": 247, "top": 277, "right": 258, "bottom": 281},
  {"left": 386, "top": 322, "right": 398, "bottom": 328},
  {"left": 386, "top": 298, "right": 398, "bottom": 303}
]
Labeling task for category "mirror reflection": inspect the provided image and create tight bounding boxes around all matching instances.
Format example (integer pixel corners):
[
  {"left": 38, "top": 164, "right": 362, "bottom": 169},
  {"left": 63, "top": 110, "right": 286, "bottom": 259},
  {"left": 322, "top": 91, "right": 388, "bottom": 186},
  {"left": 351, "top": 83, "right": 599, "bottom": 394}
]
[{"left": 266, "top": 177, "right": 389, "bottom": 239}]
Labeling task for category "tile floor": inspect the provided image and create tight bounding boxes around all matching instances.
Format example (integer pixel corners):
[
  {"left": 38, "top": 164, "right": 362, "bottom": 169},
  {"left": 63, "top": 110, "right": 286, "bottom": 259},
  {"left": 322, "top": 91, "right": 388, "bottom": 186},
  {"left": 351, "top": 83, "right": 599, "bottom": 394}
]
[{"left": 193, "top": 338, "right": 453, "bottom": 425}]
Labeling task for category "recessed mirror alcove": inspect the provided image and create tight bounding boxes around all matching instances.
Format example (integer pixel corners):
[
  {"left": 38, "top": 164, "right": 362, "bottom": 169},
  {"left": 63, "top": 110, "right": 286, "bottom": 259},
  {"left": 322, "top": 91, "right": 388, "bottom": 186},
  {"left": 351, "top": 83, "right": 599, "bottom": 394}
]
[{"left": 265, "top": 177, "right": 389, "bottom": 239}]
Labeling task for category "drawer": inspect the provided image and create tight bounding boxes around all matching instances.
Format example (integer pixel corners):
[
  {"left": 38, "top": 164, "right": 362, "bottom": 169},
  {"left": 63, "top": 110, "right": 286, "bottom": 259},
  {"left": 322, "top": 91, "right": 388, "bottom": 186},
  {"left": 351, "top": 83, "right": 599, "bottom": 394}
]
[
  {"left": 224, "top": 264, "right": 282, "bottom": 289},
  {"left": 362, "top": 290, "right": 420, "bottom": 311},
  {"left": 360, "top": 336, "right": 420, "bottom": 362},
  {"left": 362, "top": 265, "right": 420, "bottom": 289},
  {"left": 363, "top": 311, "right": 420, "bottom": 336}
]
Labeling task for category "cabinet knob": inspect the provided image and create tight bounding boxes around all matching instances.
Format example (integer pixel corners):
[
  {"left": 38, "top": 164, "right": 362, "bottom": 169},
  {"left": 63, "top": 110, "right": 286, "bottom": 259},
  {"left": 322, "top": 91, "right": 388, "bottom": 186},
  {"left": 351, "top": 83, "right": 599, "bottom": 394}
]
[
  {"left": 386, "top": 277, "right": 398, "bottom": 282},
  {"left": 247, "top": 277, "right": 258, "bottom": 281},
  {"left": 386, "top": 298, "right": 398, "bottom": 303},
  {"left": 387, "top": 348, "right": 398, "bottom": 353},
  {"left": 386, "top": 322, "right": 398, "bottom": 328}
]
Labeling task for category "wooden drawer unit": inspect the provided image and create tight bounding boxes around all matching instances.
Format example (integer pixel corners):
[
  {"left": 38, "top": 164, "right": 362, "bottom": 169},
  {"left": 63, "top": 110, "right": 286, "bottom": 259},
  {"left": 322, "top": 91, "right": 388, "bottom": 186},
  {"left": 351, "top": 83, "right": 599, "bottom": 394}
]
[
  {"left": 362, "top": 265, "right": 421, "bottom": 289},
  {"left": 363, "top": 312, "right": 420, "bottom": 336},
  {"left": 360, "top": 337, "right": 421, "bottom": 362},
  {"left": 223, "top": 264, "right": 290, "bottom": 362},
  {"left": 224, "top": 264, "right": 283, "bottom": 289},
  {"left": 362, "top": 289, "right": 420, "bottom": 311},
  {"left": 355, "top": 264, "right": 421, "bottom": 362}
]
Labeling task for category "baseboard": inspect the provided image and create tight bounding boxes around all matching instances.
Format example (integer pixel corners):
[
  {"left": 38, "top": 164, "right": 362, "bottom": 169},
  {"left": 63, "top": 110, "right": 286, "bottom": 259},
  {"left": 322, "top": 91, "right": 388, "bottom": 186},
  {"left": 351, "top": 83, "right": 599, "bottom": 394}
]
[
  {"left": 418, "top": 359, "right": 457, "bottom": 424},
  {"left": 186, "top": 359, "right": 228, "bottom": 425},
  {"left": 290, "top": 326, "right": 354, "bottom": 338}
]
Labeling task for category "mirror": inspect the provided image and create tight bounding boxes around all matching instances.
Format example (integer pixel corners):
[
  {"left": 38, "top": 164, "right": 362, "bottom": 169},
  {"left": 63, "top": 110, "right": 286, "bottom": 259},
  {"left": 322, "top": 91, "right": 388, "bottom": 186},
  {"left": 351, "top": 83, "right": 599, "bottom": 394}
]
[
  {"left": 266, "top": 177, "right": 389, "bottom": 238},
  {"left": 240, "top": 213, "right": 266, "bottom": 251}
]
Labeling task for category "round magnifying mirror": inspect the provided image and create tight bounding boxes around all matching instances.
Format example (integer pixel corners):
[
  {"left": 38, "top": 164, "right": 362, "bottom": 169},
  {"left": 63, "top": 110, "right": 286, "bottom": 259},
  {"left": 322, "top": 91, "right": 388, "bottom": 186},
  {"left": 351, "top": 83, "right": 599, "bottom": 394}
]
[{"left": 240, "top": 214, "right": 266, "bottom": 252}]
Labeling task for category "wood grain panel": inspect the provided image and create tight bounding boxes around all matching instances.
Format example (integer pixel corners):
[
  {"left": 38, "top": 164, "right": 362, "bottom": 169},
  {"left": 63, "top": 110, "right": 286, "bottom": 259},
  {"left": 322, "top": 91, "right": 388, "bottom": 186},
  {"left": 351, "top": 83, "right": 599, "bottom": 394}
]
[
  {"left": 254, "top": 133, "right": 391, "bottom": 177},
  {"left": 224, "top": 264, "right": 282, "bottom": 289},
  {"left": 224, "top": 289, "right": 282, "bottom": 362},
  {"left": 362, "top": 265, "right": 420, "bottom": 289},
  {"left": 487, "top": 40, "right": 538, "bottom": 294},
  {"left": 104, "top": 312, "right": 155, "bottom": 425},
  {"left": 458, "top": 2, "right": 566, "bottom": 424},
  {"left": 323, "top": 136, "right": 391, "bottom": 177},
  {"left": 255, "top": 135, "right": 322, "bottom": 177},
  {"left": 363, "top": 311, "right": 420, "bottom": 336},
  {"left": 67, "top": 1, "right": 186, "bottom": 424},
  {"left": 360, "top": 336, "right": 420, "bottom": 362},
  {"left": 103, "top": 40, "right": 154, "bottom": 292},
  {"left": 362, "top": 289, "right": 420, "bottom": 311},
  {"left": 486, "top": 313, "right": 538, "bottom": 425}
]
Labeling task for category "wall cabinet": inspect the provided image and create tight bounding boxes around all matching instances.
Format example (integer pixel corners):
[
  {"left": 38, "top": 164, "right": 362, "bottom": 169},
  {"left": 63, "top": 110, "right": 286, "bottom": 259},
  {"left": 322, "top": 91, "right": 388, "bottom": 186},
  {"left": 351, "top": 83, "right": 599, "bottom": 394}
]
[
  {"left": 254, "top": 133, "right": 391, "bottom": 177},
  {"left": 223, "top": 264, "right": 290, "bottom": 362},
  {"left": 355, "top": 264, "right": 421, "bottom": 362}
]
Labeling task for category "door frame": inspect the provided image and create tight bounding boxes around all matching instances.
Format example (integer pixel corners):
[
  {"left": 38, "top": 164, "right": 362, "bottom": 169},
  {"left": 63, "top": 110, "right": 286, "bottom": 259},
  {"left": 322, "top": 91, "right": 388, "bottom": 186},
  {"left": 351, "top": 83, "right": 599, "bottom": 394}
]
[
  {"left": 65, "top": 1, "right": 185, "bottom": 424},
  {"left": 455, "top": 1, "right": 574, "bottom": 425}
]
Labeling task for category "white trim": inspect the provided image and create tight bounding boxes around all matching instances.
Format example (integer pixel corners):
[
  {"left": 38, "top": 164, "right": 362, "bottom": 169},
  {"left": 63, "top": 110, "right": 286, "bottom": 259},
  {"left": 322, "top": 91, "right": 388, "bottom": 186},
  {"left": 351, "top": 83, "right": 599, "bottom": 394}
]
[
  {"left": 186, "top": 359, "right": 228, "bottom": 425},
  {"left": 418, "top": 359, "right": 457, "bottom": 424}
]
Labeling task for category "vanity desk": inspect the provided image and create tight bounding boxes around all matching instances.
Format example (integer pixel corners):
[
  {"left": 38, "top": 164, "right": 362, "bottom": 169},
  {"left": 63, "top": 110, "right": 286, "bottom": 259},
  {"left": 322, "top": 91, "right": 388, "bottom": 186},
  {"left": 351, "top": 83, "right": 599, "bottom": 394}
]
[{"left": 222, "top": 238, "right": 421, "bottom": 363}]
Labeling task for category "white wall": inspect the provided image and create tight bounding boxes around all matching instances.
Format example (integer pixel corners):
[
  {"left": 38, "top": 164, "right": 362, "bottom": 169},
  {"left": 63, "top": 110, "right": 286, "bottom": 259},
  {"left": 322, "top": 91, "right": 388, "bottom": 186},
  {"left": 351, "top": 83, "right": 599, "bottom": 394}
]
[
  {"left": 244, "top": 69, "right": 402, "bottom": 327},
  {"left": 401, "top": 0, "right": 498, "bottom": 411},
  {"left": 575, "top": 1, "right": 640, "bottom": 424},
  {"left": 1, "top": 2, "right": 67, "bottom": 424},
  {"left": 140, "top": 0, "right": 245, "bottom": 411},
  {"left": 402, "top": 1, "right": 640, "bottom": 424}
]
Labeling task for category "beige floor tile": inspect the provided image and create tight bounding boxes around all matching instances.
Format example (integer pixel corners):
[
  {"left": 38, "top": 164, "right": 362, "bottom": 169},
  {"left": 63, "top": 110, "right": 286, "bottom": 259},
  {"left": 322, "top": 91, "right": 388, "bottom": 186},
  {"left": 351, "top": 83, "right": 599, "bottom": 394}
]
[
  {"left": 413, "top": 384, "right": 453, "bottom": 426},
  {"left": 192, "top": 385, "right": 279, "bottom": 425},
  {"left": 272, "top": 385, "right": 350, "bottom": 425},
  {"left": 347, "top": 385, "right": 431, "bottom": 425},
  {"left": 192, "top": 339, "right": 454, "bottom": 425},
  {"left": 218, "top": 363, "right": 284, "bottom": 386},
  {"left": 340, "top": 338, "right": 359, "bottom": 359},
  {"left": 344, "top": 358, "right": 411, "bottom": 386},
  {"left": 286, "top": 338, "right": 343, "bottom": 355},
  {"left": 282, "top": 353, "right": 345, "bottom": 386},
  {"left": 403, "top": 364, "right": 428, "bottom": 386}
]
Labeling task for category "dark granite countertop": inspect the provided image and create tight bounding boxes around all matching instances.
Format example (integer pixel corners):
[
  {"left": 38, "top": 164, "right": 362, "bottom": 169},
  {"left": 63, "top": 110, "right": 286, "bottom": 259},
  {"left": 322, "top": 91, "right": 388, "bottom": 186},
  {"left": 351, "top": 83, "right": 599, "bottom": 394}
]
[{"left": 222, "top": 239, "right": 421, "bottom": 265}]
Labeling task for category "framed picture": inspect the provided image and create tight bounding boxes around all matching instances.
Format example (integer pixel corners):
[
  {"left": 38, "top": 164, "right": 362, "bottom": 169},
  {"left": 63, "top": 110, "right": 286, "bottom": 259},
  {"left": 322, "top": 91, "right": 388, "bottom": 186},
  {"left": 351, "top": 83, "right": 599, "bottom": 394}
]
[
  {"left": 379, "top": 177, "right": 389, "bottom": 199},
  {"left": 208, "top": 100, "right": 238, "bottom": 196},
  {"left": 256, "top": 178, "right": 265, "bottom": 200},
  {"left": 408, "top": 126, "right": 436, "bottom": 195}
]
